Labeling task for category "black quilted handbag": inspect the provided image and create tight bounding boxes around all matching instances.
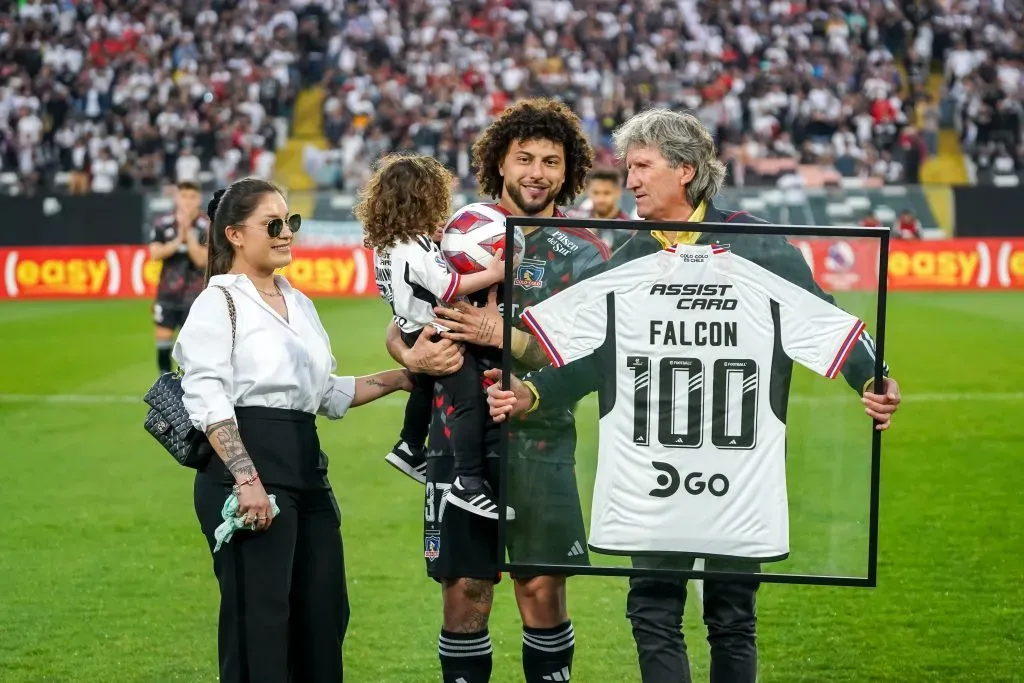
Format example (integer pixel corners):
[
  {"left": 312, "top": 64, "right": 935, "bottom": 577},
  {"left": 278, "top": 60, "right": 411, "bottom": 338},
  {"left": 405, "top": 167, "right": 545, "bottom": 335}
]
[{"left": 143, "top": 286, "right": 237, "bottom": 469}]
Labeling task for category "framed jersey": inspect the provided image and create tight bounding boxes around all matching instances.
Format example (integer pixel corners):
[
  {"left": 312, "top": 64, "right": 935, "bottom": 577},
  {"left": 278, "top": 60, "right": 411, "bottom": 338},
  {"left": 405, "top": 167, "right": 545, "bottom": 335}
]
[{"left": 496, "top": 216, "right": 891, "bottom": 588}]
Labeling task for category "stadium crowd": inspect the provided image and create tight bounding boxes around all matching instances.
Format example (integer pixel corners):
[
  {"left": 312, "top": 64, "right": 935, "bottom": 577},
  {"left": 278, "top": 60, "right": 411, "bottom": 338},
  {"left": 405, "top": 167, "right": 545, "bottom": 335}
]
[
  {"left": 939, "top": 5, "right": 1024, "bottom": 182},
  {"left": 0, "top": 0, "right": 305, "bottom": 196},
  {"left": 309, "top": 0, "right": 1016, "bottom": 191},
  {"left": 2, "top": 0, "right": 1022, "bottom": 195}
]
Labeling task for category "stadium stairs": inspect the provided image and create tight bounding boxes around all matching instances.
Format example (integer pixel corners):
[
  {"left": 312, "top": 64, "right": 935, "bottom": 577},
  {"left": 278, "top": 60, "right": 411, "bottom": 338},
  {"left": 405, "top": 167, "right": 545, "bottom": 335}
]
[
  {"left": 919, "top": 72, "right": 967, "bottom": 233},
  {"left": 273, "top": 87, "right": 328, "bottom": 218},
  {"left": 897, "top": 63, "right": 966, "bottom": 233}
]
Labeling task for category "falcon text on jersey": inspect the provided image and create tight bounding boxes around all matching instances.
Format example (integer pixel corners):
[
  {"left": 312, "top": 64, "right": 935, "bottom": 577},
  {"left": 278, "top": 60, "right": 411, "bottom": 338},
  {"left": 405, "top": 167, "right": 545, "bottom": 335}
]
[{"left": 649, "top": 320, "right": 738, "bottom": 347}]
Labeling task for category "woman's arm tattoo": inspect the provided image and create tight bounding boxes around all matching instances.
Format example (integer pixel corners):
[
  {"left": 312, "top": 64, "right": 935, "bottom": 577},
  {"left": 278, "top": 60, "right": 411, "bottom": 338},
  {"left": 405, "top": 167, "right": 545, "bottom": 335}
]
[{"left": 207, "top": 419, "right": 255, "bottom": 479}]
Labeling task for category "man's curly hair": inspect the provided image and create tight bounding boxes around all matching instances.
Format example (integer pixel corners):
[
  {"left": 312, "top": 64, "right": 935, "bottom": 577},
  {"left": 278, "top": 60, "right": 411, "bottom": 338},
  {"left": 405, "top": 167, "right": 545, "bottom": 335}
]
[
  {"left": 472, "top": 98, "right": 594, "bottom": 207},
  {"left": 355, "top": 153, "right": 455, "bottom": 251}
]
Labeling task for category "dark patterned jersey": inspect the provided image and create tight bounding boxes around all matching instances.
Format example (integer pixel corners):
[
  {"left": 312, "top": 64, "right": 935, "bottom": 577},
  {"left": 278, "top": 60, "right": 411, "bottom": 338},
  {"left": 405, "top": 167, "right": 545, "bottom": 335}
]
[
  {"left": 504, "top": 231, "right": 611, "bottom": 336},
  {"left": 426, "top": 206, "right": 611, "bottom": 463},
  {"left": 150, "top": 214, "right": 210, "bottom": 306}
]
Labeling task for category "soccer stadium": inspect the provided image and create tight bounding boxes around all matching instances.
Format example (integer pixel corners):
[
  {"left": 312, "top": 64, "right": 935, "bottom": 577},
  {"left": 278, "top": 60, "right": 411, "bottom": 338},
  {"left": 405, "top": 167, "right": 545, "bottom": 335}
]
[{"left": 1, "top": 1, "right": 1022, "bottom": 682}]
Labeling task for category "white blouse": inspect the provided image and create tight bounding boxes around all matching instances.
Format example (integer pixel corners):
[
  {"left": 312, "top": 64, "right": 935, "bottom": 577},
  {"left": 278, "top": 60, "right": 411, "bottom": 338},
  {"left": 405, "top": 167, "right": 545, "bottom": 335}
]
[{"left": 172, "top": 273, "right": 356, "bottom": 433}]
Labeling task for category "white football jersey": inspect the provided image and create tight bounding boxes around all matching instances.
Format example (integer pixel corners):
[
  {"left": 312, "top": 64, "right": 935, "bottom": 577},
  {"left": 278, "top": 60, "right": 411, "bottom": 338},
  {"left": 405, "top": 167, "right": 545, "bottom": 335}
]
[
  {"left": 374, "top": 236, "right": 461, "bottom": 334},
  {"left": 520, "top": 243, "right": 866, "bottom": 560}
]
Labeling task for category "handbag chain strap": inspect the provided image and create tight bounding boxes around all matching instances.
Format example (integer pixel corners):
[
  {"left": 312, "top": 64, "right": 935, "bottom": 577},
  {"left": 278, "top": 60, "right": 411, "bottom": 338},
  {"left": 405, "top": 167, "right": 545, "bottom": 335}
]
[
  {"left": 172, "top": 286, "right": 236, "bottom": 379},
  {"left": 213, "top": 285, "right": 237, "bottom": 351}
]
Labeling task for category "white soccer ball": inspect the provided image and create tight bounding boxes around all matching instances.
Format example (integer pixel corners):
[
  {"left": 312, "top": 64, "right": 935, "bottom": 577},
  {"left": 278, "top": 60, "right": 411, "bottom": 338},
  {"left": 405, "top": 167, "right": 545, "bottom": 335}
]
[{"left": 440, "top": 202, "right": 525, "bottom": 275}]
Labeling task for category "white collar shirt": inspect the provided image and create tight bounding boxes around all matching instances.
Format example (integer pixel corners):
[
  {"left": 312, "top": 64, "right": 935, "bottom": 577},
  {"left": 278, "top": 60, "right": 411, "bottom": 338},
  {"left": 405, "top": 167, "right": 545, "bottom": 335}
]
[{"left": 172, "top": 273, "right": 355, "bottom": 433}]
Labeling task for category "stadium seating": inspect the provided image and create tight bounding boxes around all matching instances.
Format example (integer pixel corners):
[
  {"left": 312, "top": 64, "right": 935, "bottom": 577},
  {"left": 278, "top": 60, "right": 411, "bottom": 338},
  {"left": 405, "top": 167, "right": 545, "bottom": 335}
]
[
  {"left": 4, "top": 0, "right": 1021, "bottom": 203},
  {"left": 0, "top": 0, "right": 306, "bottom": 195},
  {"left": 307, "top": 0, "right": 995, "bottom": 193}
]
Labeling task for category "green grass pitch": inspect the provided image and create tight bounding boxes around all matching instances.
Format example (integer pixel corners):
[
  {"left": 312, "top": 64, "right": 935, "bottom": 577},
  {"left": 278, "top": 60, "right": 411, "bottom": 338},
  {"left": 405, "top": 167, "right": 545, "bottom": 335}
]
[{"left": 1, "top": 293, "right": 1022, "bottom": 682}]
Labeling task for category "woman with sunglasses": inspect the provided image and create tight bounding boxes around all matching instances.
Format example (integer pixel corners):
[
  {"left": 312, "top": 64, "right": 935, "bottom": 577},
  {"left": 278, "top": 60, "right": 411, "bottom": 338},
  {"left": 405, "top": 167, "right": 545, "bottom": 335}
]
[{"left": 172, "top": 176, "right": 413, "bottom": 682}]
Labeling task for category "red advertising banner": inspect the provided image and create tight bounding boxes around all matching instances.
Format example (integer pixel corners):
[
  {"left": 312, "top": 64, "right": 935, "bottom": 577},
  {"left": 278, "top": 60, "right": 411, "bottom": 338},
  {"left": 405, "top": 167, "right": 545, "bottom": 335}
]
[
  {"left": 2, "top": 240, "right": 1023, "bottom": 300},
  {"left": 790, "top": 237, "right": 1024, "bottom": 291},
  {"left": 0, "top": 246, "right": 382, "bottom": 299}
]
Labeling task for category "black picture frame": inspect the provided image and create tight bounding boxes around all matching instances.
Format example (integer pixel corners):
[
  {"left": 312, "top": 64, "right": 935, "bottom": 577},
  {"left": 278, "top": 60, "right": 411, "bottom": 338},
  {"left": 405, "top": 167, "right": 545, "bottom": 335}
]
[{"left": 498, "top": 217, "right": 890, "bottom": 588}]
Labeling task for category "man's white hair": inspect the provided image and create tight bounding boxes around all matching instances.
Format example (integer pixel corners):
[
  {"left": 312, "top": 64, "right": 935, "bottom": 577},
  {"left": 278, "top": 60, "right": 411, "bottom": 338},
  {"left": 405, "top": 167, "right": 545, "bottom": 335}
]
[{"left": 612, "top": 108, "right": 726, "bottom": 208}]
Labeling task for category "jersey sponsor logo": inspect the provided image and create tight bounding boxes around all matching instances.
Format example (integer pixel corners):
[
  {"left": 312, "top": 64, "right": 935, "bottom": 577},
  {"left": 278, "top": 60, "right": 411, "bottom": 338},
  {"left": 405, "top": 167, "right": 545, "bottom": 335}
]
[
  {"left": 649, "top": 462, "right": 730, "bottom": 498},
  {"left": 546, "top": 231, "right": 580, "bottom": 256},
  {"left": 424, "top": 530, "right": 441, "bottom": 560},
  {"left": 515, "top": 258, "right": 546, "bottom": 289},
  {"left": 649, "top": 283, "right": 739, "bottom": 310}
]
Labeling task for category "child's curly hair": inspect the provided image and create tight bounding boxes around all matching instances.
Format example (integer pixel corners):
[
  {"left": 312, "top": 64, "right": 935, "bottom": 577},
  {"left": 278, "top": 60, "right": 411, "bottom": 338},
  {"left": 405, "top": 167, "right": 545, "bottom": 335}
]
[
  {"left": 355, "top": 153, "right": 456, "bottom": 251},
  {"left": 472, "top": 98, "right": 594, "bottom": 207}
]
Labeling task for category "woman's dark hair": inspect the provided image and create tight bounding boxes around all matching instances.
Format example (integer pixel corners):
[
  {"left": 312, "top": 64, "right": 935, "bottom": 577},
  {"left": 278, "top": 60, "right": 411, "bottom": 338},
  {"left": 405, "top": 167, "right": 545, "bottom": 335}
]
[
  {"left": 471, "top": 98, "right": 594, "bottom": 207},
  {"left": 205, "top": 177, "right": 283, "bottom": 282},
  {"left": 355, "top": 153, "right": 455, "bottom": 251}
]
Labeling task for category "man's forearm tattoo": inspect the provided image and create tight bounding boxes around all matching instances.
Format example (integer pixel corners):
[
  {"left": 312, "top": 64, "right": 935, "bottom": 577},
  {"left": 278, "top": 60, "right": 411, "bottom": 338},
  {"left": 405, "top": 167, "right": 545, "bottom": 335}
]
[{"left": 207, "top": 419, "right": 255, "bottom": 479}]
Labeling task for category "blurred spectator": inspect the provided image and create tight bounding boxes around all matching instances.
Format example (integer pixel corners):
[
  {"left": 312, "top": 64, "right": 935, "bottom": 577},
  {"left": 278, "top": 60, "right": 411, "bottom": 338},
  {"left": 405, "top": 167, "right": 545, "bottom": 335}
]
[
  {"left": 895, "top": 209, "right": 922, "bottom": 239},
  {"left": 0, "top": 0, "right": 300, "bottom": 195}
]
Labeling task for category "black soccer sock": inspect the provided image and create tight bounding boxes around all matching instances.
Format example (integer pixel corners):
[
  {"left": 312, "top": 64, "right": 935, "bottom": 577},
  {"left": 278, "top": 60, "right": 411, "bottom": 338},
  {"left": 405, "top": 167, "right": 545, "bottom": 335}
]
[
  {"left": 156, "top": 340, "right": 173, "bottom": 373},
  {"left": 439, "top": 629, "right": 493, "bottom": 683},
  {"left": 522, "top": 621, "right": 575, "bottom": 683}
]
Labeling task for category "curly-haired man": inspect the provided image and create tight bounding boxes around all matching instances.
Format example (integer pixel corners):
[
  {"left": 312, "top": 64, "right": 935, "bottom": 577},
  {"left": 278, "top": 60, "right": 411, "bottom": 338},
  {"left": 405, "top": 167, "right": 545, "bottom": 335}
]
[{"left": 384, "top": 98, "right": 610, "bottom": 683}]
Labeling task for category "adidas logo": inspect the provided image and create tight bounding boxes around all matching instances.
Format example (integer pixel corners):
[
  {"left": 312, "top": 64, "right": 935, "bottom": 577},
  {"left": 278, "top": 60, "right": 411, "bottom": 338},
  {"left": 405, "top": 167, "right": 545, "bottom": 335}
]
[
  {"left": 566, "top": 540, "right": 584, "bottom": 557},
  {"left": 542, "top": 666, "right": 571, "bottom": 681}
]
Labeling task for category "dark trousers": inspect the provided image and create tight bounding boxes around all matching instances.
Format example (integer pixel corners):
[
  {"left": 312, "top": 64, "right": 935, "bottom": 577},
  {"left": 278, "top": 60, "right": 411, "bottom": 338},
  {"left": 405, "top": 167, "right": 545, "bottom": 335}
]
[
  {"left": 399, "top": 370, "right": 434, "bottom": 449},
  {"left": 193, "top": 406, "right": 348, "bottom": 683},
  {"left": 627, "top": 558, "right": 759, "bottom": 683},
  {"left": 195, "top": 480, "right": 349, "bottom": 683},
  {"left": 401, "top": 328, "right": 498, "bottom": 477}
]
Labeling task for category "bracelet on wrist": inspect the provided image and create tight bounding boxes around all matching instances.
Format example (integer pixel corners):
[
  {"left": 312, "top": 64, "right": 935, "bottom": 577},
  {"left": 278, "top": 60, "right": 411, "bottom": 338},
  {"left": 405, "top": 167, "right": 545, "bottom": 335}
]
[{"left": 232, "top": 472, "right": 259, "bottom": 494}]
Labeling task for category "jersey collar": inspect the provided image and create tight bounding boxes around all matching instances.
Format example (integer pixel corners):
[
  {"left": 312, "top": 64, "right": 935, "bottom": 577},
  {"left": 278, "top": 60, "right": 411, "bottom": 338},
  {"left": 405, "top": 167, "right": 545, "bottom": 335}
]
[{"left": 650, "top": 201, "right": 706, "bottom": 248}]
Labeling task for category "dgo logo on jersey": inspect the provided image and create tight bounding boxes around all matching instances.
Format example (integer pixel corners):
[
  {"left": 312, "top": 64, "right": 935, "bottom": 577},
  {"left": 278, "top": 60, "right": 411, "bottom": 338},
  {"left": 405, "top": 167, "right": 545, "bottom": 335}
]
[
  {"left": 649, "top": 462, "right": 730, "bottom": 498},
  {"left": 515, "top": 258, "right": 545, "bottom": 289}
]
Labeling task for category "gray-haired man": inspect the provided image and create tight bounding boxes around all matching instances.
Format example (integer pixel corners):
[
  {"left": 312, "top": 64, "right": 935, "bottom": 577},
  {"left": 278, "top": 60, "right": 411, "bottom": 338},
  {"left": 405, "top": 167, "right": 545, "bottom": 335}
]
[{"left": 484, "top": 108, "right": 901, "bottom": 682}]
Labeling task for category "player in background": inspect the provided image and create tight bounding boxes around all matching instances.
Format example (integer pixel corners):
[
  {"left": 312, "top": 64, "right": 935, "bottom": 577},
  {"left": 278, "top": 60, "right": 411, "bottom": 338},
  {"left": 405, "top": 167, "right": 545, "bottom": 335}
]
[
  {"left": 149, "top": 181, "right": 209, "bottom": 374},
  {"left": 357, "top": 153, "right": 510, "bottom": 519},
  {"left": 566, "top": 167, "right": 634, "bottom": 253},
  {"left": 384, "top": 98, "right": 608, "bottom": 683},
  {"left": 483, "top": 109, "right": 902, "bottom": 683}
]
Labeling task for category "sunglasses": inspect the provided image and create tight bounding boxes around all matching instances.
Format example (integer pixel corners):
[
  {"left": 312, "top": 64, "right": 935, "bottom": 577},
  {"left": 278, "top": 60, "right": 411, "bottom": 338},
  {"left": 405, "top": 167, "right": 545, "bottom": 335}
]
[{"left": 263, "top": 214, "right": 302, "bottom": 238}]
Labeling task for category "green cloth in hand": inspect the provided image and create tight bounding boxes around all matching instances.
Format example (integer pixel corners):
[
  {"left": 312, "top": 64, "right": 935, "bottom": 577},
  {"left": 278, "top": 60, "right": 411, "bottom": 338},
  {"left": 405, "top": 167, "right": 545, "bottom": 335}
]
[{"left": 213, "top": 493, "right": 280, "bottom": 553}]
